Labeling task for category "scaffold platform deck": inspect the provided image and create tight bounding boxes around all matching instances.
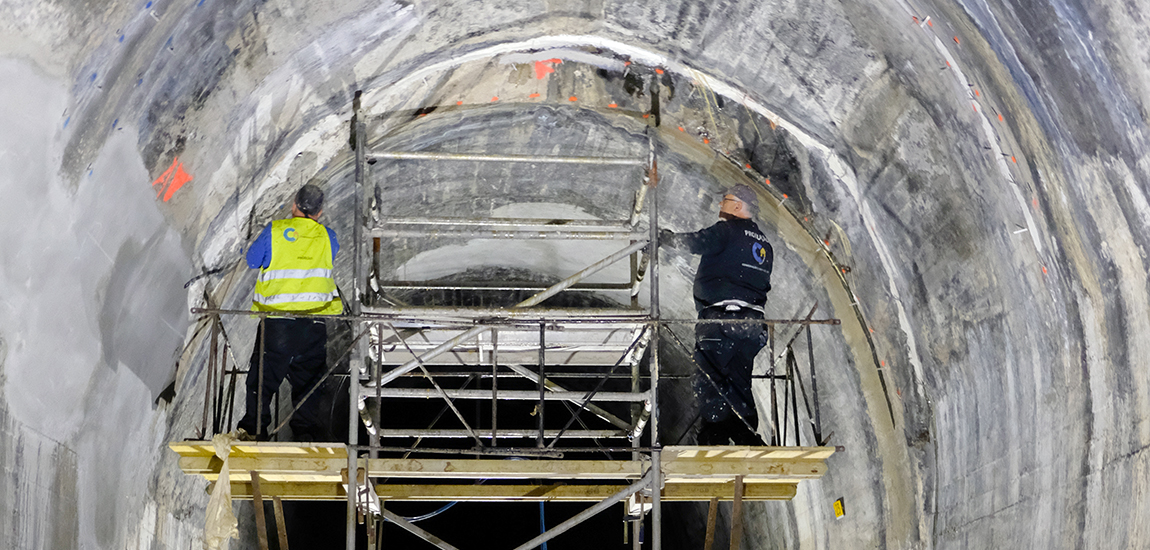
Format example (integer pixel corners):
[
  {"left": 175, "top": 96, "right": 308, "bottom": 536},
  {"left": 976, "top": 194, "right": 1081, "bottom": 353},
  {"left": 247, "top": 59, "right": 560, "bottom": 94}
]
[{"left": 171, "top": 442, "right": 834, "bottom": 502}]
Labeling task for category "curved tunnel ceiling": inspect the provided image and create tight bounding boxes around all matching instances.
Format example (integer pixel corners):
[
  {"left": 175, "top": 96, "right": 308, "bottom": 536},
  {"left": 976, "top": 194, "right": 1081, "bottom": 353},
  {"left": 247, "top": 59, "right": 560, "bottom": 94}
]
[{"left": 2, "top": 0, "right": 1149, "bottom": 548}]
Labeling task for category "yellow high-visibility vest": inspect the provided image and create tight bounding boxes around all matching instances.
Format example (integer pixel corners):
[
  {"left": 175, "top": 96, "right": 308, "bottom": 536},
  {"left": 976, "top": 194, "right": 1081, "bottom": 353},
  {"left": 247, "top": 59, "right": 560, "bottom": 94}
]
[{"left": 251, "top": 217, "right": 343, "bottom": 315}]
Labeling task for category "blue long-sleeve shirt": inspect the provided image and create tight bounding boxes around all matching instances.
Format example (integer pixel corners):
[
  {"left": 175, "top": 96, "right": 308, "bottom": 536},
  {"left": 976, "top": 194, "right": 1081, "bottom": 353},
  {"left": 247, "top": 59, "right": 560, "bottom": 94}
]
[{"left": 246, "top": 222, "right": 340, "bottom": 269}]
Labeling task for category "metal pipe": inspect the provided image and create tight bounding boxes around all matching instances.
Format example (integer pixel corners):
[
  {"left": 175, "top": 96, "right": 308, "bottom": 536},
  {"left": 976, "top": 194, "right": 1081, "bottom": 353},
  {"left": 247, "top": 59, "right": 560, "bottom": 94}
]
[
  {"left": 362, "top": 305, "right": 648, "bottom": 321},
  {"left": 257, "top": 320, "right": 265, "bottom": 438},
  {"left": 355, "top": 388, "right": 650, "bottom": 402},
  {"left": 769, "top": 324, "right": 778, "bottom": 446},
  {"left": 371, "top": 228, "right": 641, "bottom": 240},
  {"left": 349, "top": 444, "right": 656, "bottom": 455},
  {"left": 370, "top": 151, "right": 645, "bottom": 166},
  {"left": 192, "top": 306, "right": 835, "bottom": 326},
  {"left": 377, "top": 429, "right": 625, "bottom": 439},
  {"left": 378, "top": 216, "right": 634, "bottom": 229},
  {"left": 348, "top": 90, "right": 365, "bottom": 550},
  {"left": 511, "top": 471, "right": 653, "bottom": 550},
  {"left": 538, "top": 323, "right": 545, "bottom": 448},
  {"left": 202, "top": 317, "right": 218, "bottom": 437},
  {"left": 374, "top": 281, "right": 634, "bottom": 292},
  {"left": 491, "top": 330, "right": 499, "bottom": 445},
  {"left": 652, "top": 449, "right": 662, "bottom": 550},
  {"left": 808, "top": 324, "right": 822, "bottom": 444}
]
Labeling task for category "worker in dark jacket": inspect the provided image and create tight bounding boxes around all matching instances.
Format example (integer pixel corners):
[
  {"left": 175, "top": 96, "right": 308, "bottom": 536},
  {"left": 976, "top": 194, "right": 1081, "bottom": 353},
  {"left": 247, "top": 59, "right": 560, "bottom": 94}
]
[
  {"left": 661, "top": 184, "right": 772, "bottom": 445},
  {"left": 238, "top": 184, "right": 342, "bottom": 441}
]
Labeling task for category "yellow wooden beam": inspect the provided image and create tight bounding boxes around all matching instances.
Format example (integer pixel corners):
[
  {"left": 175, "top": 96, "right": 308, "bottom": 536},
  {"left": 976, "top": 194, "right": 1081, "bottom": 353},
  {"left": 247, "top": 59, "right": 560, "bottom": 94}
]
[{"left": 223, "top": 482, "right": 798, "bottom": 502}]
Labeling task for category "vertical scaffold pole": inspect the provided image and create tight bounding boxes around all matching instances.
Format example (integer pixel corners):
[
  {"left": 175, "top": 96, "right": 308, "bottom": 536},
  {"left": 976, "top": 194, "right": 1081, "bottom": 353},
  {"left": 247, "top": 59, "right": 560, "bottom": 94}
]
[
  {"left": 348, "top": 90, "right": 367, "bottom": 550},
  {"left": 645, "top": 114, "right": 662, "bottom": 550}
]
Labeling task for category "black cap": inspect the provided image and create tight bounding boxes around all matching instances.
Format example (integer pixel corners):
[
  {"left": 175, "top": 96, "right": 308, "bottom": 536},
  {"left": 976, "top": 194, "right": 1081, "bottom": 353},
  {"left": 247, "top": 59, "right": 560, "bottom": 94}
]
[{"left": 295, "top": 184, "right": 324, "bottom": 217}]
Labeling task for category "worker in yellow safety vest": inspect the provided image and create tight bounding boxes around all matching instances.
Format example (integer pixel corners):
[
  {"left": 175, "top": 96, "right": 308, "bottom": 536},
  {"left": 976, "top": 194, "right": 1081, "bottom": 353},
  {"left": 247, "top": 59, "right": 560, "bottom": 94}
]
[{"left": 237, "top": 184, "right": 342, "bottom": 441}]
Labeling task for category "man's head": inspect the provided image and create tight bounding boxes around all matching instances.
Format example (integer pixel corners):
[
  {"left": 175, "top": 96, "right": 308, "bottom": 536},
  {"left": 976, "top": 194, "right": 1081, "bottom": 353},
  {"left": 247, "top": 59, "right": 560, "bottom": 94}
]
[
  {"left": 293, "top": 184, "right": 324, "bottom": 219},
  {"left": 719, "top": 184, "right": 758, "bottom": 220}
]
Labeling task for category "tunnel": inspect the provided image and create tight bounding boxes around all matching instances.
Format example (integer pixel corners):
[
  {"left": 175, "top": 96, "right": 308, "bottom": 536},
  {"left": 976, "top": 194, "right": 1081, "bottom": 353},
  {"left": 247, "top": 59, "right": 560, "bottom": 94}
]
[{"left": 2, "top": 0, "right": 1149, "bottom": 548}]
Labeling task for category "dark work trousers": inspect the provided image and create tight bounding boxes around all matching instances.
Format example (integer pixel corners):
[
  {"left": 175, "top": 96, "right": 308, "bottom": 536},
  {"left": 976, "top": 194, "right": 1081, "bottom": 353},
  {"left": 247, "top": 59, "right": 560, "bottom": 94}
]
[
  {"left": 237, "top": 318, "right": 328, "bottom": 440},
  {"left": 693, "top": 307, "right": 768, "bottom": 446}
]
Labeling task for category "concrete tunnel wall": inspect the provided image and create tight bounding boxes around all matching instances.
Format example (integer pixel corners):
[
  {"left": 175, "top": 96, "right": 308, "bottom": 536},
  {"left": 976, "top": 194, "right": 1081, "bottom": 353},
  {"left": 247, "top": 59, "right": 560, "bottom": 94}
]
[{"left": 2, "top": 0, "right": 1149, "bottom": 548}]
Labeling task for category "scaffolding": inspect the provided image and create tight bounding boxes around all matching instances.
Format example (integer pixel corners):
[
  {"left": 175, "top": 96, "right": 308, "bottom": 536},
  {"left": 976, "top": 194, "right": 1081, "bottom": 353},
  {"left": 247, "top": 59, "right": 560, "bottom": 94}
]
[{"left": 176, "top": 96, "right": 840, "bottom": 550}]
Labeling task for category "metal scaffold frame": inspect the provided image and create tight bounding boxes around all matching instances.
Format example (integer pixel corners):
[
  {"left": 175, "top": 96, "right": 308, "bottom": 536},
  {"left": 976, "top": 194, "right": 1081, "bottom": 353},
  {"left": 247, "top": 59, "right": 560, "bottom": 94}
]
[{"left": 179, "top": 96, "right": 842, "bottom": 550}]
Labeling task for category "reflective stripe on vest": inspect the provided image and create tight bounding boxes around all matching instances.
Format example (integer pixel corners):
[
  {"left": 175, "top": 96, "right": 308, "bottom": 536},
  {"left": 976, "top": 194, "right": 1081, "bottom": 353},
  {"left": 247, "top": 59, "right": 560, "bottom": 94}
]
[{"left": 251, "top": 217, "right": 342, "bottom": 315}]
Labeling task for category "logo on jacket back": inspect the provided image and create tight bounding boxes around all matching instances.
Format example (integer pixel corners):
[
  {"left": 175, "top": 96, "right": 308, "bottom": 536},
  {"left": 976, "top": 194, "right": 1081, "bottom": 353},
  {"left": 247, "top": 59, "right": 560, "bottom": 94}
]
[
  {"left": 751, "top": 242, "right": 767, "bottom": 265},
  {"left": 283, "top": 228, "right": 297, "bottom": 242}
]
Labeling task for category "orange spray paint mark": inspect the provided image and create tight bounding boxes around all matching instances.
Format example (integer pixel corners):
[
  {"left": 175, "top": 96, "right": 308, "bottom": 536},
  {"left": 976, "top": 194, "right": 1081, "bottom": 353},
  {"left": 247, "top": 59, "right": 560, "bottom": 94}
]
[
  {"left": 624, "top": 61, "right": 631, "bottom": 66},
  {"left": 534, "top": 59, "right": 562, "bottom": 80},
  {"left": 643, "top": 114, "right": 650, "bottom": 118},
  {"left": 1033, "top": 198, "right": 1038, "bottom": 207},
  {"left": 998, "top": 113, "right": 1003, "bottom": 122},
  {"left": 745, "top": 163, "right": 752, "bottom": 169},
  {"left": 457, "top": 100, "right": 463, "bottom": 105},
  {"left": 152, "top": 157, "right": 193, "bottom": 202},
  {"left": 569, "top": 96, "right": 577, "bottom": 102},
  {"left": 655, "top": 68, "right": 664, "bottom": 74},
  {"left": 1042, "top": 266, "right": 1047, "bottom": 274},
  {"left": 678, "top": 126, "right": 685, "bottom": 132},
  {"left": 703, "top": 138, "right": 710, "bottom": 144},
  {"left": 768, "top": 119, "right": 777, "bottom": 130},
  {"left": 782, "top": 193, "right": 788, "bottom": 199},
  {"left": 765, "top": 178, "right": 771, "bottom": 185},
  {"left": 953, "top": 36, "right": 960, "bottom": 44},
  {"left": 881, "top": 360, "right": 886, "bottom": 367},
  {"left": 973, "top": 104, "right": 978, "bottom": 112},
  {"left": 491, "top": 96, "right": 500, "bottom": 102},
  {"left": 608, "top": 103, "right": 618, "bottom": 108},
  {"left": 928, "top": 19, "right": 933, "bottom": 26},
  {"left": 913, "top": 16, "right": 919, "bottom": 23},
  {"left": 528, "top": 93, "right": 540, "bottom": 99},
  {"left": 945, "top": 60, "right": 951, "bottom": 67},
  {"left": 974, "top": 89, "right": 980, "bottom": 97},
  {"left": 1012, "top": 155, "right": 1017, "bottom": 163}
]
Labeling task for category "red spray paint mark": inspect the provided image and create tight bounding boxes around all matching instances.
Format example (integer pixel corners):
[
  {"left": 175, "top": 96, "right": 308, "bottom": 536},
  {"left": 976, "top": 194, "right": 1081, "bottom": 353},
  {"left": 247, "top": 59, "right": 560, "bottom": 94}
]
[
  {"left": 534, "top": 59, "right": 562, "bottom": 80},
  {"left": 152, "top": 157, "right": 192, "bottom": 202},
  {"left": 745, "top": 163, "right": 752, "bottom": 169}
]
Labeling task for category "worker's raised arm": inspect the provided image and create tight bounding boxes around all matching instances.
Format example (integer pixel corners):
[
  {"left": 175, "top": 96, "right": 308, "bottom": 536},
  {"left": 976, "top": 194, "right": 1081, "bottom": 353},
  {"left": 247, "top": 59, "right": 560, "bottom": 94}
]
[{"left": 660, "top": 221, "right": 730, "bottom": 256}]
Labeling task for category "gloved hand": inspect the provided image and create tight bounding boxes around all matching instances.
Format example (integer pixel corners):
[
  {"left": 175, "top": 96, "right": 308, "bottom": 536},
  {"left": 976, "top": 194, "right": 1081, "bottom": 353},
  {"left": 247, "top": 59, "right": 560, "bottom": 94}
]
[{"left": 658, "top": 228, "right": 675, "bottom": 245}]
